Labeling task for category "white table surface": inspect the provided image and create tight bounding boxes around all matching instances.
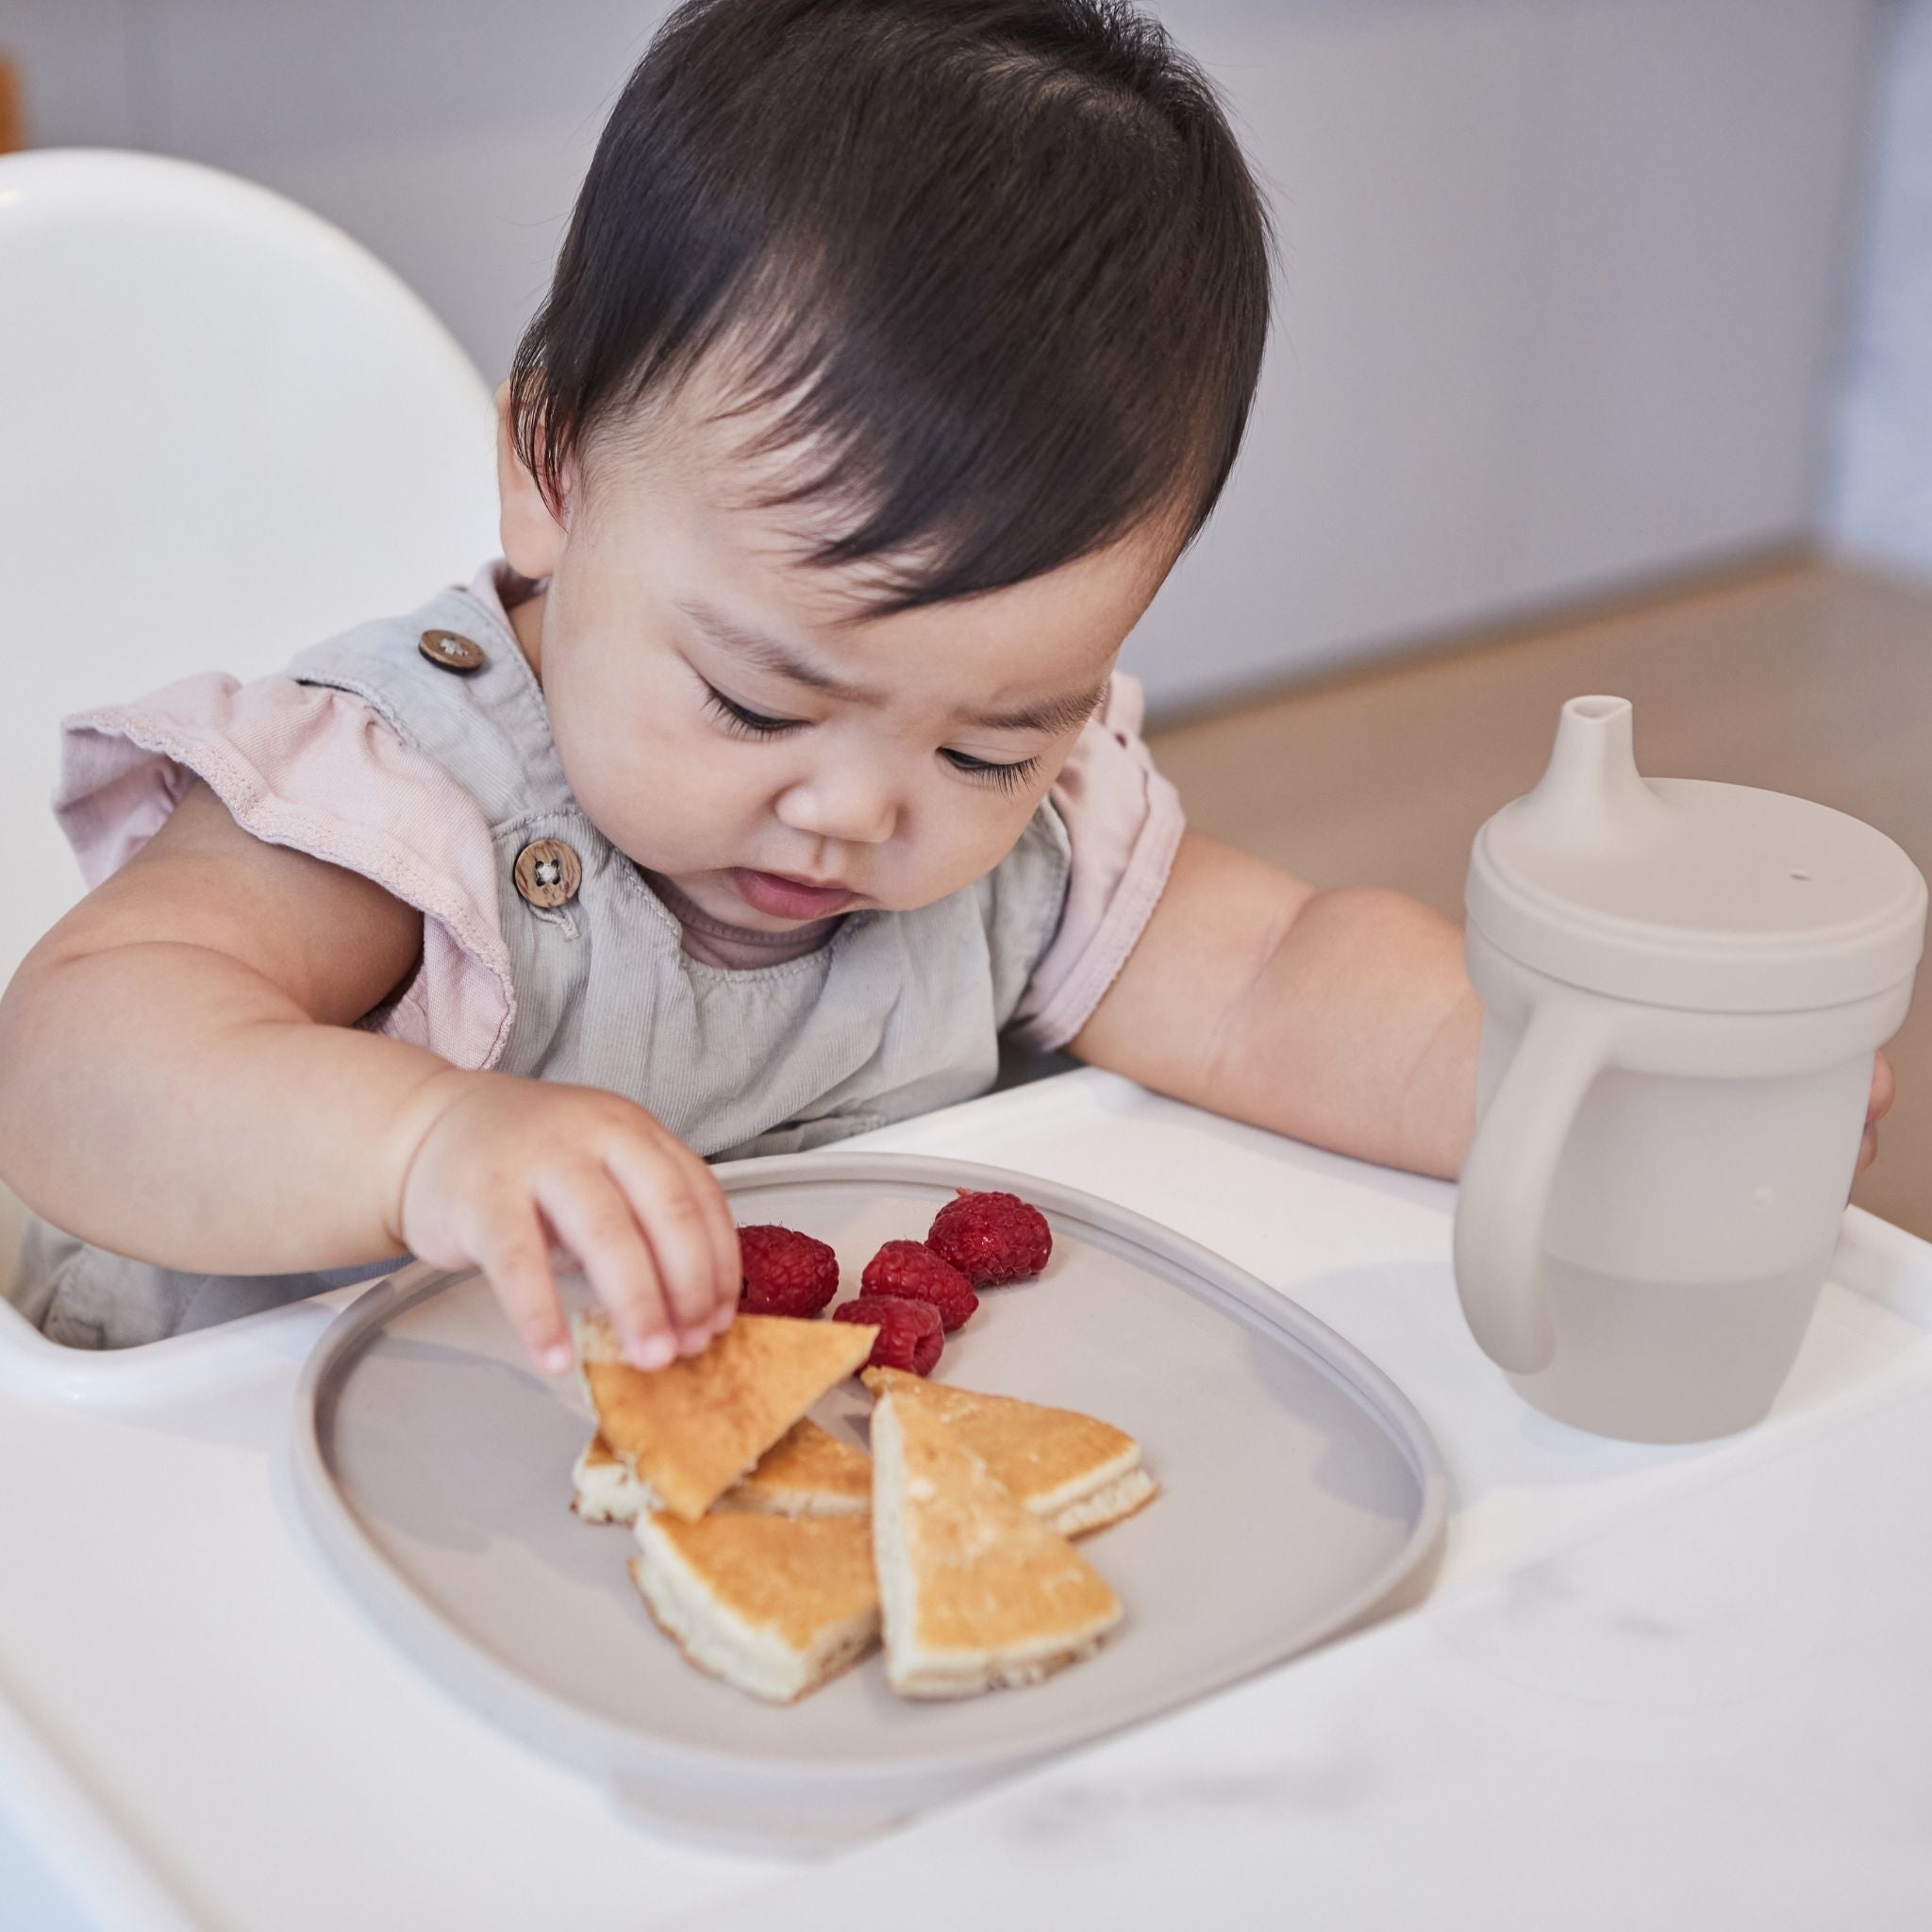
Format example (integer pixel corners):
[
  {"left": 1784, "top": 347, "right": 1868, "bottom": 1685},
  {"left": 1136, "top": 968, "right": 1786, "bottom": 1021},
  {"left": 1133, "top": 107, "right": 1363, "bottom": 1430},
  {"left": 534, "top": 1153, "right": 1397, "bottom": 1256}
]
[{"left": 4, "top": 1067, "right": 1930, "bottom": 1931}]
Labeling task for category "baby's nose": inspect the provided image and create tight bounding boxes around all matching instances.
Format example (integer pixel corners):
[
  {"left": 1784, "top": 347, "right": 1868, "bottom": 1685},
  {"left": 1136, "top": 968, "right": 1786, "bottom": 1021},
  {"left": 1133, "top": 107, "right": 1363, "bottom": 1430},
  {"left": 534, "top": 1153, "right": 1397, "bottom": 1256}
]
[{"left": 773, "top": 771, "right": 899, "bottom": 845}]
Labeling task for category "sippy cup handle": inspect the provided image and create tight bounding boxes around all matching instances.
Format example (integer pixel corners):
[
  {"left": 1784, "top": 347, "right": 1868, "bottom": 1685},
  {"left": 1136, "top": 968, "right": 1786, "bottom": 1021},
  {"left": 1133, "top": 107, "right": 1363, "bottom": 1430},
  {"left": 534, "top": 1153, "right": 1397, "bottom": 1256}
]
[{"left": 1452, "top": 997, "right": 1616, "bottom": 1374}]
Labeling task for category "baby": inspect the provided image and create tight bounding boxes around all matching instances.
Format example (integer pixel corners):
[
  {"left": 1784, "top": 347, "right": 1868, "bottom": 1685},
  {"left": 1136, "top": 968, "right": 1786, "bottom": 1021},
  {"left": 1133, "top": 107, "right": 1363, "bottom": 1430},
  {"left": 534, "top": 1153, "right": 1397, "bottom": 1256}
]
[{"left": 0, "top": 0, "right": 1890, "bottom": 1369}]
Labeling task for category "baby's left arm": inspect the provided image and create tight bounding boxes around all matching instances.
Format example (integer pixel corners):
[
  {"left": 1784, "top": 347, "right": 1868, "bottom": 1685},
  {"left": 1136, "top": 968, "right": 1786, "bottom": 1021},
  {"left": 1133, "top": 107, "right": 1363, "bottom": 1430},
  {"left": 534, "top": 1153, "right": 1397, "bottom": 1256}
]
[
  {"left": 1069, "top": 830, "right": 1480, "bottom": 1179},
  {"left": 1074, "top": 831, "right": 1898, "bottom": 1180}
]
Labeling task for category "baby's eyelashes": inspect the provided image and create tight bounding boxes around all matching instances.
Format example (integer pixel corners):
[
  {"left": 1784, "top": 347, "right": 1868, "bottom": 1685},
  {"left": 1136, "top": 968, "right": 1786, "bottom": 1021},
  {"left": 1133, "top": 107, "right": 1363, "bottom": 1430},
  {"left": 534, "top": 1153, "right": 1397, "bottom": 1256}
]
[
  {"left": 941, "top": 748, "right": 1042, "bottom": 793},
  {"left": 702, "top": 678, "right": 1044, "bottom": 793},
  {"left": 702, "top": 685, "right": 803, "bottom": 737}
]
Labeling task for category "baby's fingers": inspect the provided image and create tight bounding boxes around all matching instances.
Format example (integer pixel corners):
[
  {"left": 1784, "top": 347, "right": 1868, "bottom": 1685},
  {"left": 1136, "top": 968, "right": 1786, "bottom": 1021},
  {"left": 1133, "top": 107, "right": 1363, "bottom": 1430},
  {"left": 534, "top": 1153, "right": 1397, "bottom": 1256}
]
[
  {"left": 475, "top": 1206, "right": 572, "bottom": 1375},
  {"left": 538, "top": 1167, "right": 677, "bottom": 1371},
  {"left": 1869, "top": 1051, "right": 1896, "bottom": 1129},
  {"left": 706, "top": 1196, "right": 742, "bottom": 1337},
  {"left": 680, "top": 1143, "right": 743, "bottom": 1336},
  {"left": 604, "top": 1137, "right": 738, "bottom": 1353}
]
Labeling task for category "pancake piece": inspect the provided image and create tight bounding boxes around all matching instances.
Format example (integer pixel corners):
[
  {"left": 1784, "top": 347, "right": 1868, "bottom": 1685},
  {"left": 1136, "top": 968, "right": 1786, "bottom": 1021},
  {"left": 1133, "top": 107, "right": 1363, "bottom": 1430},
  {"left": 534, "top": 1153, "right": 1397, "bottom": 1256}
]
[
  {"left": 718, "top": 1417, "right": 871, "bottom": 1517},
  {"left": 863, "top": 1368, "right": 1157, "bottom": 1537},
  {"left": 572, "top": 1432, "right": 657, "bottom": 1523},
  {"left": 871, "top": 1390, "right": 1123, "bottom": 1699},
  {"left": 630, "top": 1511, "right": 880, "bottom": 1704},
  {"left": 572, "top": 1417, "right": 870, "bottom": 1524},
  {"left": 579, "top": 1313, "right": 876, "bottom": 1521}
]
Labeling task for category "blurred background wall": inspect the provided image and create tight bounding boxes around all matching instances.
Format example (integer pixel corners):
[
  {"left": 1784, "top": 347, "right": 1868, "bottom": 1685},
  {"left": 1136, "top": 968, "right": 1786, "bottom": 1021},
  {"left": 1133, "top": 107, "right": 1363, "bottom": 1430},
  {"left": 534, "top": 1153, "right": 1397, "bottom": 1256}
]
[
  {"left": 0, "top": 0, "right": 1921, "bottom": 711},
  {"left": 1830, "top": 0, "right": 1932, "bottom": 582}
]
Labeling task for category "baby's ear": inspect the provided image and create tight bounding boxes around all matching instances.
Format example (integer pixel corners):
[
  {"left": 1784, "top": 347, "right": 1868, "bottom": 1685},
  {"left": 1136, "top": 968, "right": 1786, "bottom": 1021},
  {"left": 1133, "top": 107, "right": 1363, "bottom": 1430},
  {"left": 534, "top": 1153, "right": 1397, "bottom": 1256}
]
[{"left": 495, "top": 380, "right": 568, "bottom": 579}]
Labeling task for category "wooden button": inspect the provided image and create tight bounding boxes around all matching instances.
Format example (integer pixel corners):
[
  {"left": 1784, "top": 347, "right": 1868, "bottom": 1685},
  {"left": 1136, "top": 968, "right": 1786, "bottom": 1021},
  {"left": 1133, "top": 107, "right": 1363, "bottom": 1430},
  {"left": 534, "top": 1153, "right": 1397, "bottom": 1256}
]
[
  {"left": 513, "top": 839, "right": 582, "bottom": 910},
  {"left": 418, "top": 628, "right": 486, "bottom": 673}
]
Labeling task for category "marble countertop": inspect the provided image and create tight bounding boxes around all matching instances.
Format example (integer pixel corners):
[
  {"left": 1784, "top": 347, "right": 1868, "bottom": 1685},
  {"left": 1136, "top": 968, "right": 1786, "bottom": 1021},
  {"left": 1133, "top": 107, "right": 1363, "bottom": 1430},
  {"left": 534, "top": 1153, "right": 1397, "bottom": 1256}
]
[{"left": 4, "top": 1069, "right": 1929, "bottom": 1931}]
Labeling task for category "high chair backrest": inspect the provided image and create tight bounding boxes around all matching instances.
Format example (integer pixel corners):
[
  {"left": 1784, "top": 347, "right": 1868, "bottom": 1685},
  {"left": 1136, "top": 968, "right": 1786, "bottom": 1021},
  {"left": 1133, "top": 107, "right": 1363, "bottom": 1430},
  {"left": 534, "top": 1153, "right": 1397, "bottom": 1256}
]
[{"left": 0, "top": 148, "right": 500, "bottom": 1275}]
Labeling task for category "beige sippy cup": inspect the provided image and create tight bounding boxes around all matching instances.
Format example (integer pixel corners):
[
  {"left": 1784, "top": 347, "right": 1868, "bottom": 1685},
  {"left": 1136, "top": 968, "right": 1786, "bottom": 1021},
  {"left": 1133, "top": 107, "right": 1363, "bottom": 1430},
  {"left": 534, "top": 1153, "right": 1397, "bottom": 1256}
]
[{"left": 1454, "top": 696, "right": 1925, "bottom": 1442}]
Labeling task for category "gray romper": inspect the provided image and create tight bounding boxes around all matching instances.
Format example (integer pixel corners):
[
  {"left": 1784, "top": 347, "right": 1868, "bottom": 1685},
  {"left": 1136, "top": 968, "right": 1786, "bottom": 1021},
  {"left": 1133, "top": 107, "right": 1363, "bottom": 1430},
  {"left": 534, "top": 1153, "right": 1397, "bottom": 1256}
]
[{"left": 13, "top": 576, "right": 1081, "bottom": 1348}]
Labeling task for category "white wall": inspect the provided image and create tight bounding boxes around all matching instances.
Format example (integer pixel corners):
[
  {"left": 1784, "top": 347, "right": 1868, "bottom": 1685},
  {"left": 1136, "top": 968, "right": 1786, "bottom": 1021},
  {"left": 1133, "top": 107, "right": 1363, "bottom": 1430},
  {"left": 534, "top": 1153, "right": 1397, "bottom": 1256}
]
[
  {"left": 0, "top": 0, "right": 646, "bottom": 376},
  {"left": 0, "top": 0, "right": 1884, "bottom": 708},
  {"left": 1830, "top": 0, "right": 1932, "bottom": 583},
  {"left": 1143, "top": 0, "right": 1879, "bottom": 707}
]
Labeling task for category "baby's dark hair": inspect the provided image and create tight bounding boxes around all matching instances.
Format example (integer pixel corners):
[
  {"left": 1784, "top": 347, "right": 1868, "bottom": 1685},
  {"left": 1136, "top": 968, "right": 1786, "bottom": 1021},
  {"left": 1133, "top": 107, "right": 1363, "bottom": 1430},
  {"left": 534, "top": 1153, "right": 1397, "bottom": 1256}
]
[{"left": 509, "top": 0, "right": 1272, "bottom": 610}]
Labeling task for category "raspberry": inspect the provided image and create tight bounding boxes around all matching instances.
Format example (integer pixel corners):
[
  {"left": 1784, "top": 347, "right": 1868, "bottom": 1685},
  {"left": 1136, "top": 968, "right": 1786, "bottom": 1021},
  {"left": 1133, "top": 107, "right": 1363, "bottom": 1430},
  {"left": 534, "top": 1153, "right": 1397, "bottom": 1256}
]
[
  {"left": 833, "top": 1294, "right": 944, "bottom": 1375},
  {"left": 859, "top": 1240, "right": 979, "bottom": 1331},
  {"left": 925, "top": 1189, "right": 1052, "bottom": 1287},
  {"left": 737, "top": 1224, "right": 840, "bottom": 1318}
]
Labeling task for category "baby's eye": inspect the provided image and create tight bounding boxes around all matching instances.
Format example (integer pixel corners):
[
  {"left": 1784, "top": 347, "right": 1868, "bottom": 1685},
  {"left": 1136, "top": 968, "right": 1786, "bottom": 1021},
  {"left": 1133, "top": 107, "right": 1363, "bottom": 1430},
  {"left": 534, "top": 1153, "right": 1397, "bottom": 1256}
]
[
  {"left": 703, "top": 686, "right": 802, "bottom": 737},
  {"left": 942, "top": 748, "right": 1042, "bottom": 795}
]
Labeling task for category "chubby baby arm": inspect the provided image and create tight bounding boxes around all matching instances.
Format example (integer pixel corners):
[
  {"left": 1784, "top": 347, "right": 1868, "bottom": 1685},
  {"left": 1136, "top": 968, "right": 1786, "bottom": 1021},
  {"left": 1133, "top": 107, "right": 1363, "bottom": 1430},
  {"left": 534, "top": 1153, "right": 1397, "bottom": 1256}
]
[
  {"left": 0, "top": 781, "right": 737, "bottom": 1368},
  {"left": 1072, "top": 830, "right": 1894, "bottom": 1183},
  {"left": 1068, "top": 830, "right": 1481, "bottom": 1179}
]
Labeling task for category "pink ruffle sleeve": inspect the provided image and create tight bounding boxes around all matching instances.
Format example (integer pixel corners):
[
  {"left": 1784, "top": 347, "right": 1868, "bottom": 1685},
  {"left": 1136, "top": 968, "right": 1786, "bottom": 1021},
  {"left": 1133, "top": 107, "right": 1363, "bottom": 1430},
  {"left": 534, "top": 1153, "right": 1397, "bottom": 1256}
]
[
  {"left": 1009, "top": 674, "right": 1185, "bottom": 1051},
  {"left": 54, "top": 674, "right": 515, "bottom": 1070}
]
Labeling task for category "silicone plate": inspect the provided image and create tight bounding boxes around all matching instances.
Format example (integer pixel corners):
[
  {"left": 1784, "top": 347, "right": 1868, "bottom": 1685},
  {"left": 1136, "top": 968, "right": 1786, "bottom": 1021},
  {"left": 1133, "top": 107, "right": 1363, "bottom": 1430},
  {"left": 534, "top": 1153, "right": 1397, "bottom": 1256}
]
[{"left": 290, "top": 1153, "right": 1448, "bottom": 1848}]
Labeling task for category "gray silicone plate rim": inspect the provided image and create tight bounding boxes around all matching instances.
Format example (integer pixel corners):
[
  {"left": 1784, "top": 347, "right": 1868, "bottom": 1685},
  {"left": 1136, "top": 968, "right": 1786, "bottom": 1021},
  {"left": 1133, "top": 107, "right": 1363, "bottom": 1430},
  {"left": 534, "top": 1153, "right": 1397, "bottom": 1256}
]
[{"left": 288, "top": 1151, "right": 1451, "bottom": 1828}]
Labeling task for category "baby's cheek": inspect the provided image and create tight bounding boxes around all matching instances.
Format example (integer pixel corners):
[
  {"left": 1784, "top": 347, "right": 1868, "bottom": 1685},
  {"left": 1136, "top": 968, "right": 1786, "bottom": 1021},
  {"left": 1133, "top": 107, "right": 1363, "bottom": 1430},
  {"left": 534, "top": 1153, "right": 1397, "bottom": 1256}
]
[
  {"left": 558, "top": 722, "right": 706, "bottom": 868},
  {"left": 908, "top": 797, "right": 1044, "bottom": 904}
]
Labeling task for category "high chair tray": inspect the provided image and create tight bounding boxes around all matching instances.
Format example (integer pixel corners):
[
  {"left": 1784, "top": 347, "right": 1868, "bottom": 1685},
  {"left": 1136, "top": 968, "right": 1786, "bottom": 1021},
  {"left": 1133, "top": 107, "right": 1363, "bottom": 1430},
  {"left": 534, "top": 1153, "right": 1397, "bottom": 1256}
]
[{"left": 289, "top": 1150, "right": 1447, "bottom": 1849}]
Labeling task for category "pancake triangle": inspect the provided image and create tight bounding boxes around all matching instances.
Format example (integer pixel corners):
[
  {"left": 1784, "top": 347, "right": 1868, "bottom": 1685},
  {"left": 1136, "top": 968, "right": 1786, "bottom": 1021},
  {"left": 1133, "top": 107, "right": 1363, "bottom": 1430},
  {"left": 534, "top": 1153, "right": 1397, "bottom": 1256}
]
[
  {"left": 870, "top": 1388, "right": 1123, "bottom": 1698},
  {"left": 862, "top": 1367, "right": 1157, "bottom": 1536},
  {"left": 577, "top": 1312, "right": 875, "bottom": 1521},
  {"left": 629, "top": 1511, "right": 880, "bottom": 1704}
]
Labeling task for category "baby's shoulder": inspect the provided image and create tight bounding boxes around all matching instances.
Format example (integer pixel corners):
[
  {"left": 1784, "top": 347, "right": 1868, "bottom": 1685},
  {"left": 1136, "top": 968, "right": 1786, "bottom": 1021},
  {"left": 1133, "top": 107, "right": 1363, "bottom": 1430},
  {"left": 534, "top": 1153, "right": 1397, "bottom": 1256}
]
[{"left": 283, "top": 576, "right": 563, "bottom": 824}]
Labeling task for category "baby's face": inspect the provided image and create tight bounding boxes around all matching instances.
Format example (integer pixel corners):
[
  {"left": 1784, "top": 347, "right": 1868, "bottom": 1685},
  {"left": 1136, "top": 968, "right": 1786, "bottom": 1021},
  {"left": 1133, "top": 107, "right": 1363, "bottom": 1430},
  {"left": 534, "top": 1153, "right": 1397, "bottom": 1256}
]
[{"left": 499, "top": 397, "right": 1175, "bottom": 932}]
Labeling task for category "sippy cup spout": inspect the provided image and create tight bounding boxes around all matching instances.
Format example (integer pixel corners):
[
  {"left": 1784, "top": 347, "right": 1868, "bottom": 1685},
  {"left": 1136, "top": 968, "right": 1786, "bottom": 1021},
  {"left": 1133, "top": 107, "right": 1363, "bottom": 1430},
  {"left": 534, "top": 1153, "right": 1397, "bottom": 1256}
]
[{"left": 1513, "top": 695, "right": 1673, "bottom": 857}]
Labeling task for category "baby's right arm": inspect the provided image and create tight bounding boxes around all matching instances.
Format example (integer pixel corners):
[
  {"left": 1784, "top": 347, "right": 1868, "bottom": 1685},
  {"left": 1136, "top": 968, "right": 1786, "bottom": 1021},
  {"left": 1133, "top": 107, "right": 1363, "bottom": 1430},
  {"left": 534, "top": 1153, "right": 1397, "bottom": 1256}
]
[{"left": 0, "top": 782, "right": 738, "bottom": 1370}]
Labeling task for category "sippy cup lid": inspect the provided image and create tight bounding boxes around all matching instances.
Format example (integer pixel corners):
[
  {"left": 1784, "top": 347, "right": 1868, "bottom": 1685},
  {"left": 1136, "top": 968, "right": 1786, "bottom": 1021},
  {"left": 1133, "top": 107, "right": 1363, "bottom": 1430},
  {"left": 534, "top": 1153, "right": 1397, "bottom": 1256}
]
[{"left": 1465, "top": 696, "right": 1926, "bottom": 1012}]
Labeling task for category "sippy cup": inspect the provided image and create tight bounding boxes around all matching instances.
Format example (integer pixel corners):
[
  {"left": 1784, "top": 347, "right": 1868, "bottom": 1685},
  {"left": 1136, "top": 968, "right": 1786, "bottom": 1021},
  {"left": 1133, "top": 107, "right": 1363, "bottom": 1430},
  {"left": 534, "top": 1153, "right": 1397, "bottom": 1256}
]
[{"left": 1454, "top": 696, "right": 1925, "bottom": 1442}]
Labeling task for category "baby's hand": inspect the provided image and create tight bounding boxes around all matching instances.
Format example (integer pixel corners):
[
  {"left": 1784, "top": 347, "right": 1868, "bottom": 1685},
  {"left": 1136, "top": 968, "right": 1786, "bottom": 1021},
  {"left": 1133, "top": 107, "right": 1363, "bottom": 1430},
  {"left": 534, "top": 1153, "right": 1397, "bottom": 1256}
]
[
  {"left": 392, "top": 1073, "right": 741, "bottom": 1375},
  {"left": 1857, "top": 1050, "right": 1896, "bottom": 1175}
]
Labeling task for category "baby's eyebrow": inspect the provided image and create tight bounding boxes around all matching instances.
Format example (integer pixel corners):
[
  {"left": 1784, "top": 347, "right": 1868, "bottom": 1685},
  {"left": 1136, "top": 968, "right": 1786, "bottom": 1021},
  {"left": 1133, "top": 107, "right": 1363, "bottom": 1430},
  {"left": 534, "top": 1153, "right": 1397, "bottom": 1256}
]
[
  {"left": 962, "top": 686, "right": 1108, "bottom": 736},
  {"left": 679, "top": 598, "right": 1104, "bottom": 735},
  {"left": 678, "top": 599, "right": 886, "bottom": 704}
]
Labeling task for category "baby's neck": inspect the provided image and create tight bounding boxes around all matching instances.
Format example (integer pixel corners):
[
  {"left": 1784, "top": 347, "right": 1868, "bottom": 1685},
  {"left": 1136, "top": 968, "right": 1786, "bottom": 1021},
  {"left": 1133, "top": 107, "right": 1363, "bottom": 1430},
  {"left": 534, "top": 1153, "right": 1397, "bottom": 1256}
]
[{"left": 503, "top": 575, "right": 547, "bottom": 680}]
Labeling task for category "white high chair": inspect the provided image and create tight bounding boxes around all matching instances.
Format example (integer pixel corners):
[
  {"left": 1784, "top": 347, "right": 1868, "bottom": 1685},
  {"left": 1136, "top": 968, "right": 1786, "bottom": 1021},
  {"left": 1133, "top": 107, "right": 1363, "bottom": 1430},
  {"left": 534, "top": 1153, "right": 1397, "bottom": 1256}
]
[{"left": 0, "top": 148, "right": 501, "bottom": 1280}]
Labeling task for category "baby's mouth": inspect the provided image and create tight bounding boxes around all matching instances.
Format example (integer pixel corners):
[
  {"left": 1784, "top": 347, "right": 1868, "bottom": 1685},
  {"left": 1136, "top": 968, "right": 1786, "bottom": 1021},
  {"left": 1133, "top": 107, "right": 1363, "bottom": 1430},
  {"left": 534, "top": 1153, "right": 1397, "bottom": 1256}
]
[{"left": 727, "top": 868, "right": 858, "bottom": 921}]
